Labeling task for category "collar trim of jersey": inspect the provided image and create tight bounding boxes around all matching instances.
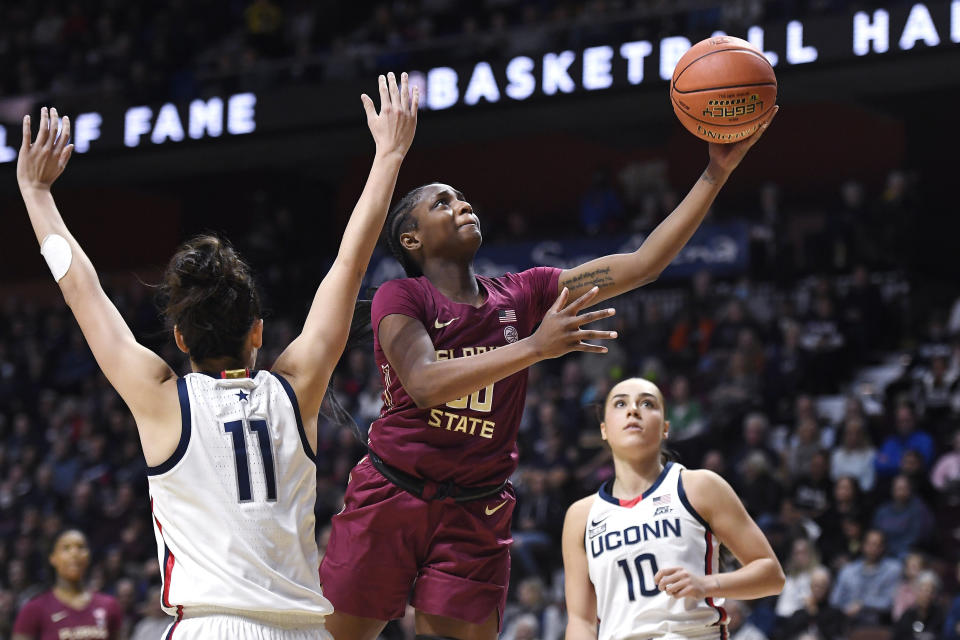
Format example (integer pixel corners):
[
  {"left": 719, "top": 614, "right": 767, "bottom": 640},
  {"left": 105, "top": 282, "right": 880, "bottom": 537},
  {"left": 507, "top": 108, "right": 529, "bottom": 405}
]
[
  {"left": 598, "top": 461, "right": 673, "bottom": 507},
  {"left": 195, "top": 369, "right": 260, "bottom": 379}
]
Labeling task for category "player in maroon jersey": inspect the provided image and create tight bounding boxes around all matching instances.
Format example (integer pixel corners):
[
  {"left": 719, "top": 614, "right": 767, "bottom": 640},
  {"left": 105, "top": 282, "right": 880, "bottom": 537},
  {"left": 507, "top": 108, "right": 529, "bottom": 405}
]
[
  {"left": 319, "top": 108, "right": 779, "bottom": 640},
  {"left": 12, "top": 529, "right": 123, "bottom": 640}
]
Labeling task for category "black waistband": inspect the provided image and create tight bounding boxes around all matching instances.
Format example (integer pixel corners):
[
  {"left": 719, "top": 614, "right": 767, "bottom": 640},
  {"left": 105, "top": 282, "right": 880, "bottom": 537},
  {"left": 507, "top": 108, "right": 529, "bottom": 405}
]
[{"left": 368, "top": 452, "right": 508, "bottom": 502}]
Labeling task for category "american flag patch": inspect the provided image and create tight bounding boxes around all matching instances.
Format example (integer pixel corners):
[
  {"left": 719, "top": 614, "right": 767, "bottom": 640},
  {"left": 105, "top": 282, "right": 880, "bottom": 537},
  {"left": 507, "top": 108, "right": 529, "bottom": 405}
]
[
  {"left": 498, "top": 309, "right": 517, "bottom": 323},
  {"left": 653, "top": 494, "right": 672, "bottom": 504}
]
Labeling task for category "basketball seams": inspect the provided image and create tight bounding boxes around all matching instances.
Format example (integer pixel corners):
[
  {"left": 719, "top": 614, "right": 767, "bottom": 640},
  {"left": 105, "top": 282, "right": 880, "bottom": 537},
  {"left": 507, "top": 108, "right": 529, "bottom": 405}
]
[
  {"left": 672, "top": 81, "right": 777, "bottom": 96},
  {"left": 672, "top": 48, "right": 775, "bottom": 90}
]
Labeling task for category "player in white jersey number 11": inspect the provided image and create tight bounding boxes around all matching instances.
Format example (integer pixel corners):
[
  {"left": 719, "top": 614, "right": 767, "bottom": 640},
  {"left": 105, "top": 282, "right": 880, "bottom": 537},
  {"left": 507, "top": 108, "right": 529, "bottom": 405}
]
[{"left": 562, "top": 378, "right": 785, "bottom": 640}]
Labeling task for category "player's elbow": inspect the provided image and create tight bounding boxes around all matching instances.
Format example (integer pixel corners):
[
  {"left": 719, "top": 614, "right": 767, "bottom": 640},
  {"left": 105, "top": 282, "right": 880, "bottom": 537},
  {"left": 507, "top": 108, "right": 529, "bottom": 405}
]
[{"left": 768, "top": 559, "right": 786, "bottom": 595}]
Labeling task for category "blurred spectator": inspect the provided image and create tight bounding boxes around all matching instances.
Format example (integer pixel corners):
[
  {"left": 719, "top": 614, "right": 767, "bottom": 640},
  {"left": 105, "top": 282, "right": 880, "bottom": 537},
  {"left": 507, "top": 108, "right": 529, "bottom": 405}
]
[
  {"left": 664, "top": 374, "right": 705, "bottom": 441},
  {"left": 931, "top": 429, "right": 960, "bottom": 492},
  {"left": 775, "top": 537, "right": 820, "bottom": 620},
  {"left": 511, "top": 469, "right": 565, "bottom": 584},
  {"left": 579, "top": 168, "right": 623, "bottom": 236},
  {"left": 876, "top": 401, "right": 935, "bottom": 479},
  {"left": 829, "top": 529, "right": 902, "bottom": 628},
  {"left": 945, "top": 561, "right": 960, "bottom": 640},
  {"left": 129, "top": 585, "right": 171, "bottom": 640},
  {"left": 727, "top": 599, "right": 769, "bottom": 640},
  {"left": 830, "top": 415, "right": 877, "bottom": 492},
  {"left": 892, "top": 570, "right": 944, "bottom": 640},
  {"left": 788, "top": 450, "right": 831, "bottom": 522},
  {"left": 778, "top": 565, "right": 846, "bottom": 640},
  {"left": 892, "top": 550, "right": 927, "bottom": 622},
  {"left": 500, "top": 576, "right": 563, "bottom": 640},
  {"left": 871, "top": 475, "right": 935, "bottom": 559}
]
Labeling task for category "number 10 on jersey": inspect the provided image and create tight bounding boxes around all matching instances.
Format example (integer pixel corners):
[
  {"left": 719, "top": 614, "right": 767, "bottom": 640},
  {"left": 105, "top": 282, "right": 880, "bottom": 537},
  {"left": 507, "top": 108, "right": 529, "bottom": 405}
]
[{"left": 618, "top": 553, "right": 660, "bottom": 600}]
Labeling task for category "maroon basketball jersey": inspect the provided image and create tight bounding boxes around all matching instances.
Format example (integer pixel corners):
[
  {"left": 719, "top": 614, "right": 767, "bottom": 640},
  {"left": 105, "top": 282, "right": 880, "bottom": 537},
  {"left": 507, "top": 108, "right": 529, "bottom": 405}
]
[
  {"left": 370, "top": 267, "right": 561, "bottom": 486},
  {"left": 12, "top": 591, "right": 122, "bottom": 640}
]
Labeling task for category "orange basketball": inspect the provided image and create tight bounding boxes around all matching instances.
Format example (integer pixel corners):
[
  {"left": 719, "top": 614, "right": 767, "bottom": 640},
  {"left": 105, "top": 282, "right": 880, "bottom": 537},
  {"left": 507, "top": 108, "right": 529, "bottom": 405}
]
[{"left": 670, "top": 36, "right": 777, "bottom": 143}]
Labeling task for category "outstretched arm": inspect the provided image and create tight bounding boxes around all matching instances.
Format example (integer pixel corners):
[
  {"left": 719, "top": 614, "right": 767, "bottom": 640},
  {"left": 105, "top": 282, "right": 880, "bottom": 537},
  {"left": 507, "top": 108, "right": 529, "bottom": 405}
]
[
  {"left": 17, "top": 108, "right": 178, "bottom": 433},
  {"left": 272, "top": 72, "right": 418, "bottom": 420},
  {"left": 558, "top": 107, "right": 778, "bottom": 304}
]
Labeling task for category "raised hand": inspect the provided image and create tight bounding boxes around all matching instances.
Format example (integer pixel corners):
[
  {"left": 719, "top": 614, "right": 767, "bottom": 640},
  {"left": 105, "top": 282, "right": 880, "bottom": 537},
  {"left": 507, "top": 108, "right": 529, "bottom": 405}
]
[
  {"left": 362, "top": 71, "right": 419, "bottom": 159},
  {"left": 529, "top": 286, "right": 618, "bottom": 359},
  {"left": 17, "top": 107, "right": 74, "bottom": 191},
  {"left": 707, "top": 105, "right": 778, "bottom": 176}
]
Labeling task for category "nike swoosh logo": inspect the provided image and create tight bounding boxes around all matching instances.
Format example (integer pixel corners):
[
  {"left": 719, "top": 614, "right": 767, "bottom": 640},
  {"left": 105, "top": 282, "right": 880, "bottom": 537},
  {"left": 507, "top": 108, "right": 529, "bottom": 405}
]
[
  {"left": 590, "top": 515, "right": 610, "bottom": 527},
  {"left": 51, "top": 612, "right": 68, "bottom": 622},
  {"left": 485, "top": 500, "right": 508, "bottom": 516},
  {"left": 434, "top": 316, "right": 459, "bottom": 329}
]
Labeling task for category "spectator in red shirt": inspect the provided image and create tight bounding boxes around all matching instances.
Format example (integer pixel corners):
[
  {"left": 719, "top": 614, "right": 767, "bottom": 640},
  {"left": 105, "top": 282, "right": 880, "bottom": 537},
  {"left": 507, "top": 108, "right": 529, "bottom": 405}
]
[{"left": 12, "top": 529, "right": 122, "bottom": 640}]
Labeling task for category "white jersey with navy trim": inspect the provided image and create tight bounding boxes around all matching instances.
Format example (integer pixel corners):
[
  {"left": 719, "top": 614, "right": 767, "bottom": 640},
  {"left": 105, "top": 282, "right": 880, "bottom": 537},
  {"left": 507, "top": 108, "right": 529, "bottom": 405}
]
[
  {"left": 585, "top": 462, "right": 727, "bottom": 640},
  {"left": 147, "top": 371, "right": 332, "bottom": 625}
]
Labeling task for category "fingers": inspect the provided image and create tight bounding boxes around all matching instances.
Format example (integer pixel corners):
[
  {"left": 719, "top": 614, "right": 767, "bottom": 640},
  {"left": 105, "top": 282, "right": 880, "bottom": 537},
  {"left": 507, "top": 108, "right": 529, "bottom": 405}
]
[
  {"left": 566, "top": 285, "right": 600, "bottom": 312},
  {"left": 360, "top": 93, "right": 376, "bottom": 121},
  {"left": 747, "top": 105, "right": 779, "bottom": 145},
  {"left": 576, "top": 329, "right": 618, "bottom": 342},
  {"left": 58, "top": 144, "right": 74, "bottom": 171},
  {"left": 35, "top": 107, "right": 50, "bottom": 147},
  {"left": 377, "top": 74, "right": 389, "bottom": 111},
  {"left": 411, "top": 84, "right": 420, "bottom": 114},
  {"left": 47, "top": 108, "right": 61, "bottom": 148},
  {"left": 387, "top": 71, "right": 400, "bottom": 108},
  {"left": 54, "top": 115, "right": 71, "bottom": 154},
  {"left": 399, "top": 71, "right": 409, "bottom": 111},
  {"left": 576, "top": 307, "right": 616, "bottom": 326},
  {"left": 21, "top": 115, "right": 31, "bottom": 151},
  {"left": 550, "top": 287, "right": 570, "bottom": 312},
  {"left": 574, "top": 342, "right": 609, "bottom": 354}
]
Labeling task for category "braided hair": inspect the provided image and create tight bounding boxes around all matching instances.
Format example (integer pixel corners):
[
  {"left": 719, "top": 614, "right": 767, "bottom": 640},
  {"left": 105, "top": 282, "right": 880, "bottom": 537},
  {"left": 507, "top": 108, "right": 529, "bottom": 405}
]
[{"left": 384, "top": 185, "right": 432, "bottom": 278}]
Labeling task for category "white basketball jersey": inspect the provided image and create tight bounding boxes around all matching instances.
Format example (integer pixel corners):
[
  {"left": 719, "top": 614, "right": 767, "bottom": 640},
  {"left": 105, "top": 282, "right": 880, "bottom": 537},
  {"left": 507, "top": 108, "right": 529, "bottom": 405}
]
[
  {"left": 586, "top": 462, "right": 728, "bottom": 640},
  {"left": 147, "top": 371, "right": 332, "bottom": 623}
]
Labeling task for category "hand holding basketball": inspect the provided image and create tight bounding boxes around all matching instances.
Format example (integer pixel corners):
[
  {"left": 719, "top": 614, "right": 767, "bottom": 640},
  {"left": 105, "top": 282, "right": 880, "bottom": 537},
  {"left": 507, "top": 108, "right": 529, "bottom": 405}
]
[
  {"left": 362, "top": 71, "right": 419, "bottom": 159},
  {"left": 707, "top": 105, "right": 778, "bottom": 176}
]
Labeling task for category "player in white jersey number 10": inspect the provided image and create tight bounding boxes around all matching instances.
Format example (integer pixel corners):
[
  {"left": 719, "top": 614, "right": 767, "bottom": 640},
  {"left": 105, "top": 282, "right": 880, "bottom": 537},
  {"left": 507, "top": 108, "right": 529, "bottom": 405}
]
[{"left": 562, "top": 378, "right": 785, "bottom": 640}]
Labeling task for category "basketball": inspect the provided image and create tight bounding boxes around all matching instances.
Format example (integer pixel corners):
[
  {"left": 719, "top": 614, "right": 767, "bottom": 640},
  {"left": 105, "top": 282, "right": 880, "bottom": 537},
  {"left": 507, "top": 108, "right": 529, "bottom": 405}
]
[{"left": 670, "top": 36, "right": 777, "bottom": 143}]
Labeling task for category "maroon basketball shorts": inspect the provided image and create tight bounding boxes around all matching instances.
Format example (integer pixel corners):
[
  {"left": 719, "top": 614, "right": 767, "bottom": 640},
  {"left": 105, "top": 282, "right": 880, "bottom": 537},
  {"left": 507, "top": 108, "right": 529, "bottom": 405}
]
[{"left": 318, "top": 456, "right": 516, "bottom": 626}]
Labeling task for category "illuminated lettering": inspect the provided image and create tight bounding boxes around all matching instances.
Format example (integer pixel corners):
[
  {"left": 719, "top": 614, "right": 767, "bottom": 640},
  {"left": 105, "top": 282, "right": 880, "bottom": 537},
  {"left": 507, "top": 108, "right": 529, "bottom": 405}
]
[
  {"left": 505, "top": 56, "right": 536, "bottom": 100},
  {"left": 660, "top": 36, "right": 691, "bottom": 81},
  {"left": 787, "top": 20, "right": 818, "bottom": 64},
  {"left": 464, "top": 61, "right": 500, "bottom": 105},
  {"left": 0, "top": 126, "right": 16, "bottom": 163},
  {"left": 227, "top": 93, "right": 256, "bottom": 135},
  {"left": 854, "top": 9, "right": 891, "bottom": 55},
  {"left": 899, "top": 3, "right": 940, "bottom": 49},
  {"left": 428, "top": 409, "right": 443, "bottom": 428},
  {"left": 151, "top": 103, "right": 185, "bottom": 144},
  {"left": 74, "top": 112, "right": 102, "bottom": 153},
  {"left": 542, "top": 51, "right": 576, "bottom": 95},
  {"left": 619, "top": 41, "right": 652, "bottom": 84},
  {"left": 427, "top": 67, "right": 459, "bottom": 110},
  {"left": 189, "top": 97, "right": 224, "bottom": 139},
  {"left": 583, "top": 46, "right": 614, "bottom": 90},
  {"left": 480, "top": 421, "right": 495, "bottom": 438},
  {"left": 953, "top": 0, "right": 960, "bottom": 42},
  {"left": 124, "top": 106, "right": 152, "bottom": 147},
  {"left": 747, "top": 26, "right": 779, "bottom": 66}
]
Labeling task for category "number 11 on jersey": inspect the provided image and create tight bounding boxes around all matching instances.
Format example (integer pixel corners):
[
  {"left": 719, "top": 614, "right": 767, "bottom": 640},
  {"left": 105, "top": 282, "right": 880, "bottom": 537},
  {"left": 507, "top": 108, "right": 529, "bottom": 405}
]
[{"left": 224, "top": 419, "right": 278, "bottom": 502}]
